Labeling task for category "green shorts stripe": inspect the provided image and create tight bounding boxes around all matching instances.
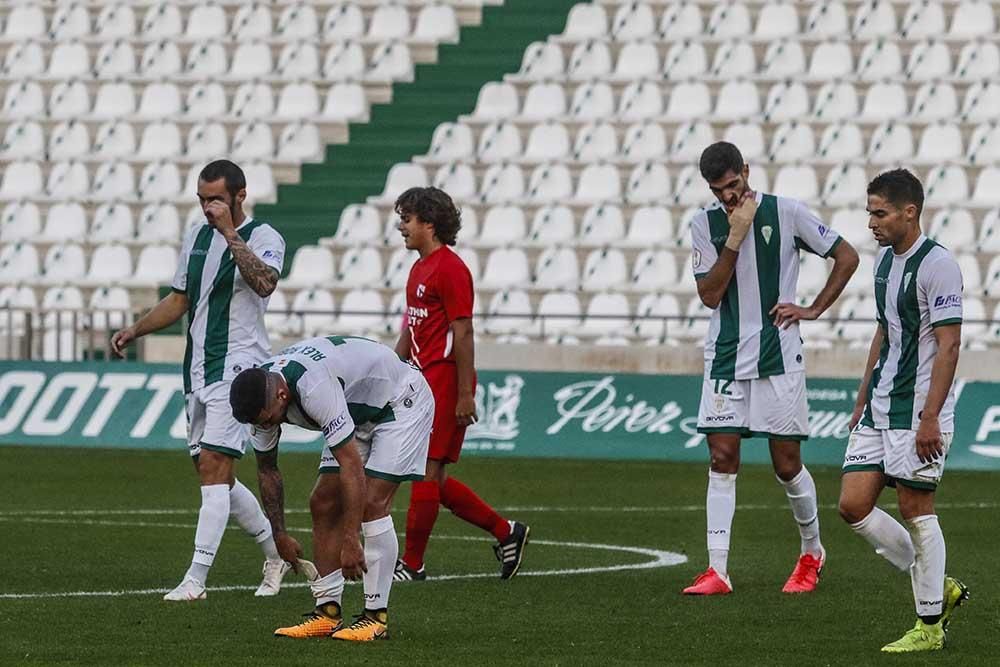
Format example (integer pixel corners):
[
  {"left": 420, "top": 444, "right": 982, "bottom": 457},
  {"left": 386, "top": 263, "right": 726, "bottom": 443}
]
[
  {"left": 895, "top": 478, "right": 938, "bottom": 491},
  {"left": 365, "top": 469, "right": 424, "bottom": 483},
  {"left": 747, "top": 430, "right": 809, "bottom": 441},
  {"left": 842, "top": 463, "right": 885, "bottom": 474},
  {"left": 697, "top": 427, "right": 750, "bottom": 435},
  {"left": 199, "top": 442, "right": 243, "bottom": 459}
]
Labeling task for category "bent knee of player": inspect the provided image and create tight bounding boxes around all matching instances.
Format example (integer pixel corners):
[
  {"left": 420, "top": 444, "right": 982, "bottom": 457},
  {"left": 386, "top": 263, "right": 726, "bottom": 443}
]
[
  {"left": 838, "top": 494, "right": 874, "bottom": 525},
  {"left": 363, "top": 479, "right": 398, "bottom": 521},
  {"left": 310, "top": 481, "right": 342, "bottom": 523},
  {"left": 708, "top": 444, "right": 740, "bottom": 473}
]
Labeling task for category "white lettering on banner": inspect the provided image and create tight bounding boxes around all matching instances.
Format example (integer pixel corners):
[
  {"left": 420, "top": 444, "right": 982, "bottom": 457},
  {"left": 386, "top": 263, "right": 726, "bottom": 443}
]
[
  {"left": 170, "top": 403, "right": 186, "bottom": 440},
  {"left": 132, "top": 374, "right": 183, "bottom": 438},
  {"left": 23, "top": 373, "right": 98, "bottom": 436},
  {"left": 82, "top": 374, "right": 147, "bottom": 437},
  {"left": 546, "top": 377, "right": 684, "bottom": 436},
  {"left": 974, "top": 406, "right": 1000, "bottom": 441},
  {"left": 0, "top": 371, "right": 46, "bottom": 435}
]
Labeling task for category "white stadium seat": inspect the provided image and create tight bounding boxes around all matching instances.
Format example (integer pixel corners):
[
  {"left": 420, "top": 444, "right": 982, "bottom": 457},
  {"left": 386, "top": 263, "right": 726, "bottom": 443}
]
[
  {"left": 929, "top": 209, "right": 977, "bottom": 249},
  {"left": 624, "top": 122, "right": 669, "bottom": 163},
  {"left": 925, "top": 165, "right": 970, "bottom": 207},
  {"left": 322, "top": 83, "right": 367, "bottom": 121},
  {"left": 533, "top": 246, "right": 580, "bottom": 290},
  {"left": 523, "top": 122, "right": 569, "bottom": 163},
  {"left": 860, "top": 82, "right": 908, "bottom": 122},
  {"left": 714, "top": 80, "right": 760, "bottom": 120},
  {"left": 821, "top": 164, "right": 868, "bottom": 207},
  {"left": 973, "top": 168, "right": 1000, "bottom": 207},
  {"left": 92, "top": 82, "right": 136, "bottom": 119},
  {"left": 336, "top": 289, "right": 385, "bottom": 336},
  {"left": 867, "top": 122, "right": 915, "bottom": 164},
  {"left": 626, "top": 162, "right": 671, "bottom": 204},
  {"left": 140, "top": 40, "right": 182, "bottom": 77},
  {"left": 660, "top": 3, "right": 703, "bottom": 39},
  {"left": 579, "top": 204, "right": 624, "bottom": 247},
  {"left": 138, "top": 122, "right": 183, "bottom": 160},
  {"left": 0, "top": 162, "right": 43, "bottom": 201},
  {"left": 723, "top": 123, "right": 766, "bottom": 161},
  {"left": 1, "top": 122, "right": 44, "bottom": 161},
  {"left": 48, "top": 121, "right": 91, "bottom": 161},
  {"left": 852, "top": 1, "right": 896, "bottom": 38},
  {"left": 580, "top": 293, "right": 631, "bottom": 338},
  {"left": 665, "top": 81, "right": 711, "bottom": 121},
  {"left": 537, "top": 291, "right": 582, "bottom": 336},
  {"left": 770, "top": 122, "right": 816, "bottom": 163},
  {"left": 6, "top": 5, "right": 46, "bottom": 40},
  {"left": 40, "top": 244, "right": 87, "bottom": 286},
  {"left": 662, "top": 41, "right": 705, "bottom": 80},
  {"left": 46, "top": 161, "right": 90, "bottom": 201},
  {"left": 186, "top": 4, "right": 227, "bottom": 40},
  {"left": 756, "top": 2, "right": 800, "bottom": 38},
  {"left": 856, "top": 39, "right": 902, "bottom": 81},
  {"left": 1, "top": 202, "right": 41, "bottom": 243},
  {"left": 277, "top": 3, "right": 319, "bottom": 39},
  {"left": 763, "top": 81, "right": 810, "bottom": 122},
  {"left": 231, "top": 42, "right": 273, "bottom": 79},
  {"left": 563, "top": 3, "right": 608, "bottom": 39},
  {"left": 231, "top": 123, "right": 275, "bottom": 162},
  {"left": 527, "top": 163, "right": 573, "bottom": 204},
  {"left": 630, "top": 250, "right": 677, "bottom": 293},
  {"left": 369, "top": 4, "right": 410, "bottom": 40},
  {"left": 808, "top": 41, "right": 853, "bottom": 80},
  {"left": 277, "top": 42, "right": 319, "bottom": 79},
  {"left": 336, "top": 246, "right": 383, "bottom": 288},
  {"left": 96, "top": 5, "right": 136, "bottom": 40},
  {"left": 231, "top": 83, "right": 275, "bottom": 119},
  {"left": 707, "top": 2, "right": 752, "bottom": 39},
  {"left": 761, "top": 40, "right": 807, "bottom": 78},
  {"left": 573, "top": 123, "right": 618, "bottom": 162},
  {"left": 278, "top": 123, "right": 321, "bottom": 163},
  {"left": 478, "top": 122, "right": 523, "bottom": 163},
  {"left": 83, "top": 244, "right": 131, "bottom": 287},
  {"left": 916, "top": 123, "right": 963, "bottom": 164},
  {"left": 48, "top": 42, "right": 90, "bottom": 80},
  {"left": 711, "top": 41, "right": 756, "bottom": 78},
  {"left": 817, "top": 123, "right": 864, "bottom": 162},
  {"left": 93, "top": 121, "right": 136, "bottom": 159},
  {"left": 185, "top": 122, "right": 229, "bottom": 161},
  {"left": 186, "top": 42, "right": 229, "bottom": 78},
  {"left": 323, "top": 42, "right": 366, "bottom": 81},
  {"left": 91, "top": 203, "right": 135, "bottom": 244},
  {"left": 478, "top": 206, "right": 527, "bottom": 247},
  {"left": 91, "top": 161, "right": 135, "bottom": 201},
  {"left": 135, "top": 204, "right": 180, "bottom": 245},
  {"left": 581, "top": 248, "right": 627, "bottom": 292},
  {"left": 290, "top": 289, "right": 336, "bottom": 338},
  {"left": 901, "top": 1, "right": 946, "bottom": 39},
  {"left": 415, "top": 5, "right": 459, "bottom": 43},
  {"left": 805, "top": 1, "right": 849, "bottom": 37},
  {"left": 774, "top": 165, "right": 819, "bottom": 202},
  {"left": 276, "top": 83, "right": 321, "bottom": 120},
  {"left": 138, "top": 83, "right": 182, "bottom": 119},
  {"left": 518, "top": 42, "right": 565, "bottom": 81},
  {"left": 951, "top": 1, "right": 996, "bottom": 37},
  {"left": 568, "top": 40, "right": 612, "bottom": 80},
  {"left": 481, "top": 248, "right": 530, "bottom": 290},
  {"left": 433, "top": 162, "right": 476, "bottom": 201},
  {"left": 233, "top": 4, "right": 272, "bottom": 40},
  {"left": 527, "top": 207, "right": 575, "bottom": 247},
  {"left": 956, "top": 41, "right": 1000, "bottom": 80},
  {"left": 367, "top": 42, "right": 413, "bottom": 82},
  {"left": 618, "top": 81, "right": 663, "bottom": 121},
  {"left": 968, "top": 123, "right": 1000, "bottom": 164},
  {"left": 911, "top": 83, "right": 958, "bottom": 122},
  {"left": 324, "top": 4, "right": 364, "bottom": 39}
]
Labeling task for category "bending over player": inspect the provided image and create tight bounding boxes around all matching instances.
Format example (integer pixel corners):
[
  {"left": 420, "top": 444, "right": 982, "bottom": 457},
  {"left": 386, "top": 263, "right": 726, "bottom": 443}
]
[{"left": 229, "top": 335, "right": 433, "bottom": 641}]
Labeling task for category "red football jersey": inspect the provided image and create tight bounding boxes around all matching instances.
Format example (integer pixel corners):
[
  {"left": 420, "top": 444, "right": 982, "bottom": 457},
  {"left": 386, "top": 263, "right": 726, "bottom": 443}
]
[{"left": 403, "top": 246, "right": 474, "bottom": 370}]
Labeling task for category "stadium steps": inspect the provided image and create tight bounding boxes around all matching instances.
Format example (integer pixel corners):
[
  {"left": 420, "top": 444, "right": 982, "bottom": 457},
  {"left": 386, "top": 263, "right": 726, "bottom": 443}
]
[{"left": 254, "top": 0, "right": 578, "bottom": 264}]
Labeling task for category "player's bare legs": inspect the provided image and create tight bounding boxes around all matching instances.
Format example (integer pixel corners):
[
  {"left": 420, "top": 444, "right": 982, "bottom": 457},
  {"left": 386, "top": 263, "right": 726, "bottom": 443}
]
[
  {"left": 333, "top": 477, "right": 400, "bottom": 642},
  {"left": 770, "top": 440, "right": 824, "bottom": 593},
  {"left": 684, "top": 434, "right": 739, "bottom": 595}
]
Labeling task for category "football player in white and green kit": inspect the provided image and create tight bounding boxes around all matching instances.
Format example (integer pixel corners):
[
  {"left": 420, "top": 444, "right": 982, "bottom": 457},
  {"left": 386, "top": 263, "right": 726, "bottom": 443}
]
[
  {"left": 838, "top": 169, "right": 969, "bottom": 653},
  {"left": 229, "top": 335, "right": 434, "bottom": 642},
  {"left": 683, "top": 142, "right": 860, "bottom": 596},
  {"left": 112, "top": 160, "right": 290, "bottom": 601}
]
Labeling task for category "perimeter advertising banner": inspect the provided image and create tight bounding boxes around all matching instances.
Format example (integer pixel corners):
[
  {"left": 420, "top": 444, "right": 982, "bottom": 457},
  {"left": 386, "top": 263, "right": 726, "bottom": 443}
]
[{"left": 0, "top": 361, "right": 998, "bottom": 470}]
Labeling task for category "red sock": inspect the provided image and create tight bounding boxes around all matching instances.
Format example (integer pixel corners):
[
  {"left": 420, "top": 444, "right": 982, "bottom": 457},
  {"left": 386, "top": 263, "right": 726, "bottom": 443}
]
[
  {"left": 441, "top": 477, "right": 511, "bottom": 541},
  {"left": 402, "top": 481, "right": 440, "bottom": 570}
]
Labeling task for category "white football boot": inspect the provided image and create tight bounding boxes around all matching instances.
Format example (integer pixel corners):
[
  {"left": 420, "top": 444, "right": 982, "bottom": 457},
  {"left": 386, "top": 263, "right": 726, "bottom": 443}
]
[
  {"left": 163, "top": 575, "right": 207, "bottom": 601},
  {"left": 254, "top": 558, "right": 291, "bottom": 597}
]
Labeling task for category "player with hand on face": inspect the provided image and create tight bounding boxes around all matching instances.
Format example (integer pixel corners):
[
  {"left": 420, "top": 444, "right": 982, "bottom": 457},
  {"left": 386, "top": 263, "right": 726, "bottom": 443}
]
[
  {"left": 111, "top": 159, "right": 289, "bottom": 601},
  {"left": 838, "top": 169, "right": 969, "bottom": 653},
  {"left": 392, "top": 187, "right": 530, "bottom": 582},
  {"left": 683, "top": 142, "right": 859, "bottom": 596},
  {"left": 230, "top": 335, "right": 434, "bottom": 642}
]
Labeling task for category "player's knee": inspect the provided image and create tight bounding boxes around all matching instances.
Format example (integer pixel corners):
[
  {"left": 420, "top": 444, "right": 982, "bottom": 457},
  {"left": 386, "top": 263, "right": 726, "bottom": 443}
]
[
  {"left": 838, "top": 498, "right": 870, "bottom": 525},
  {"left": 709, "top": 450, "right": 740, "bottom": 473},
  {"left": 310, "top": 486, "right": 340, "bottom": 521},
  {"left": 773, "top": 459, "right": 802, "bottom": 482}
]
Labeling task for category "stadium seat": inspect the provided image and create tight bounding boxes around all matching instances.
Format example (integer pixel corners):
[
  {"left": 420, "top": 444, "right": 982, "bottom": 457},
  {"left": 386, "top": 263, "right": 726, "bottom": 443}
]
[
  {"left": 916, "top": 123, "right": 963, "bottom": 164},
  {"left": 911, "top": 83, "right": 958, "bottom": 122},
  {"left": 322, "top": 82, "right": 367, "bottom": 121},
  {"left": 368, "top": 42, "right": 414, "bottom": 81},
  {"left": 961, "top": 82, "right": 1000, "bottom": 123},
  {"left": 956, "top": 41, "right": 1000, "bottom": 80},
  {"left": 660, "top": 2, "right": 703, "bottom": 39},
  {"left": 963, "top": 296, "right": 987, "bottom": 340},
  {"left": 277, "top": 3, "right": 319, "bottom": 39},
  {"left": 82, "top": 244, "right": 131, "bottom": 287},
  {"left": 797, "top": 253, "right": 832, "bottom": 294},
  {"left": 185, "top": 122, "right": 229, "bottom": 161},
  {"left": 277, "top": 123, "right": 321, "bottom": 163},
  {"left": 867, "top": 122, "right": 915, "bottom": 164},
  {"left": 138, "top": 82, "right": 182, "bottom": 119},
  {"left": 2, "top": 81, "right": 43, "bottom": 120},
  {"left": 383, "top": 248, "right": 418, "bottom": 289},
  {"left": 186, "top": 42, "right": 228, "bottom": 78},
  {"left": 91, "top": 161, "right": 134, "bottom": 201},
  {"left": 48, "top": 81, "right": 91, "bottom": 121},
  {"left": 774, "top": 165, "right": 819, "bottom": 202},
  {"left": 141, "top": 2, "right": 182, "bottom": 38},
  {"left": 481, "top": 247, "right": 530, "bottom": 290},
  {"left": 479, "top": 164, "right": 524, "bottom": 204},
  {"left": 536, "top": 291, "right": 582, "bottom": 336},
  {"left": 769, "top": 122, "right": 816, "bottom": 163},
  {"left": 230, "top": 42, "right": 273, "bottom": 79},
  {"left": 951, "top": 1, "right": 996, "bottom": 37},
  {"left": 853, "top": 1, "right": 896, "bottom": 38},
  {"left": 140, "top": 40, "right": 182, "bottom": 78},
  {"left": 478, "top": 122, "right": 523, "bottom": 163},
  {"left": 91, "top": 203, "right": 136, "bottom": 244},
  {"left": 48, "top": 121, "right": 90, "bottom": 161},
  {"left": 568, "top": 82, "right": 614, "bottom": 120},
  {"left": 977, "top": 208, "right": 1000, "bottom": 252},
  {"left": 128, "top": 245, "right": 177, "bottom": 288},
  {"left": 515, "top": 41, "right": 564, "bottom": 81},
  {"left": 5, "top": 4, "right": 46, "bottom": 39},
  {"left": 678, "top": 296, "right": 711, "bottom": 340},
  {"left": 92, "top": 121, "right": 136, "bottom": 159},
  {"left": 756, "top": 2, "right": 800, "bottom": 38},
  {"left": 972, "top": 168, "right": 1000, "bottom": 207},
  {"left": 0, "top": 285, "right": 36, "bottom": 333},
  {"left": 276, "top": 42, "right": 319, "bottom": 79},
  {"left": 843, "top": 254, "right": 875, "bottom": 296},
  {"left": 1, "top": 122, "right": 43, "bottom": 161},
  {"left": 275, "top": 82, "right": 320, "bottom": 120},
  {"left": 138, "top": 122, "right": 183, "bottom": 160},
  {"left": 622, "top": 121, "right": 668, "bottom": 163},
  {"left": 665, "top": 81, "right": 711, "bottom": 121},
  {"left": 813, "top": 82, "right": 859, "bottom": 121},
  {"left": 707, "top": 2, "right": 752, "bottom": 38},
  {"left": 821, "top": 164, "right": 868, "bottom": 207},
  {"left": 478, "top": 206, "right": 527, "bottom": 247},
  {"left": 472, "top": 82, "right": 519, "bottom": 120},
  {"left": 633, "top": 293, "right": 681, "bottom": 341},
  {"left": 723, "top": 123, "right": 765, "bottom": 161},
  {"left": 523, "top": 122, "right": 569, "bottom": 163},
  {"left": 809, "top": 41, "right": 853, "bottom": 80},
  {"left": 925, "top": 165, "right": 970, "bottom": 207},
  {"left": 672, "top": 166, "right": 710, "bottom": 207},
  {"left": 817, "top": 122, "right": 864, "bottom": 162},
  {"left": 48, "top": 41, "right": 90, "bottom": 80},
  {"left": 578, "top": 204, "right": 624, "bottom": 247},
  {"left": 526, "top": 206, "right": 576, "bottom": 247},
  {"left": 567, "top": 40, "right": 613, "bottom": 80},
  {"left": 626, "top": 162, "right": 671, "bottom": 204},
  {"left": 860, "top": 82, "right": 908, "bottom": 122},
  {"left": 533, "top": 246, "right": 579, "bottom": 290},
  {"left": 833, "top": 296, "right": 876, "bottom": 341},
  {"left": 714, "top": 80, "right": 760, "bottom": 120},
  {"left": 761, "top": 40, "right": 807, "bottom": 78},
  {"left": 96, "top": 5, "right": 136, "bottom": 40},
  {"left": 428, "top": 162, "right": 473, "bottom": 201},
  {"left": 40, "top": 287, "right": 85, "bottom": 337},
  {"left": 618, "top": 81, "right": 663, "bottom": 121},
  {"left": 2, "top": 41, "right": 44, "bottom": 78},
  {"left": 957, "top": 253, "right": 983, "bottom": 293},
  {"left": 830, "top": 208, "right": 876, "bottom": 253},
  {"left": 573, "top": 122, "right": 619, "bottom": 162},
  {"left": 134, "top": 204, "right": 180, "bottom": 245},
  {"left": 369, "top": 4, "right": 410, "bottom": 40},
  {"left": 321, "top": 42, "right": 366, "bottom": 81},
  {"left": 39, "top": 244, "right": 87, "bottom": 287},
  {"left": 574, "top": 164, "right": 621, "bottom": 203},
  {"left": 0, "top": 202, "right": 40, "bottom": 243},
  {"left": 89, "top": 287, "right": 133, "bottom": 332},
  {"left": 580, "top": 292, "right": 631, "bottom": 338},
  {"left": 968, "top": 122, "right": 1000, "bottom": 164},
  {"left": 428, "top": 123, "right": 474, "bottom": 162},
  {"left": 984, "top": 255, "right": 1000, "bottom": 297},
  {"left": 763, "top": 81, "right": 810, "bottom": 122},
  {"left": 613, "top": 39, "right": 660, "bottom": 78},
  {"left": 901, "top": 1, "right": 946, "bottom": 39},
  {"left": 805, "top": 1, "right": 849, "bottom": 37},
  {"left": 330, "top": 205, "right": 381, "bottom": 247},
  {"left": 484, "top": 289, "right": 533, "bottom": 336},
  {"left": 231, "top": 4, "right": 272, "bottom": 39},
  {"left": 630, "top": 249, "right": 677, "bottom": 293},
  {"left": 291, "top": 288, "right": 336, "bottom": 338},
  {"left": 137, "top": 162, "right": 182, "bottom": 202},
  {"left": 94, "top": 40, "right": 136, "bottom": 78},
  {"left": 0, "top": 161, "right": 43, "bottom": 201},
  {"left": 39, "top": 203, "right": 87, "bottom": 244},
  {"left": 0, "top": 242, "right": 39, "bottom": 283},
  {"left": 619, "top": 206, "right": 673, "bottom": 248},
  {"left": 563, "top": 3, "right": 608, "bottom": 39},
  {"left": 185, "top": 4, "right": 227, "bottom": 39},
  {"left": 712, "top": 41, "right": 756, "bottom": 78},
  {"left": 856, "top": 39, "right": 902, "bottom": 80},
  {"left": 581, "top": 248, "right": 627, "bottom": 291},
  {"left": 415, "top": 5, "right": 459, "bottom": 43},
  {"left": 662, "top": 40, "right": 705, "bottom": 80},
  {"left": 335, "top": 289, "right": 385, "bottom": 336},
  {"left": 90, "top": 82, "right": 135, "bottom": 120},
  {"left": 611, "top": 2, "right": 655, "bottom": 40},
  {"left": 527, "top": 163, "right": 573, "bottom": 204}
]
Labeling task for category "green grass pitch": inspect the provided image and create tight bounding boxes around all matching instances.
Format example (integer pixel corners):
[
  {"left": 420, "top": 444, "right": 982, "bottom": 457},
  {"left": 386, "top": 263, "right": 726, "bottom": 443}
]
[{"left": 0, "top": 446, "right": 996, "bottom": 665}]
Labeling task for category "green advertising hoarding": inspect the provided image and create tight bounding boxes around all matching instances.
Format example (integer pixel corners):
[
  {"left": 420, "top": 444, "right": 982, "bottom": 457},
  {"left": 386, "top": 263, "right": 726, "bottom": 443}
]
[{"left": 0, "top": 361, "right": 998, "bottom": 470}]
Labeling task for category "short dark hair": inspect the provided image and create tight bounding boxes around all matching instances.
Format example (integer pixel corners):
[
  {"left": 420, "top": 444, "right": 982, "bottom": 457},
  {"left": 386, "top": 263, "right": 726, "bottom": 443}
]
[
  {"left": 867, "top": 168, "right": 924, "bottom": 217},
  {"left": 230, "top": 367, "right": 269, "bottom": 424},
  {"left": 699, "top": 142, "right": 745, "bottom": 182},
  {"left": 199, "top": 159, "right": 246, "bottom": 200},
  {"left": 394, "top": 186, "right": 462, "bottom": 246}
]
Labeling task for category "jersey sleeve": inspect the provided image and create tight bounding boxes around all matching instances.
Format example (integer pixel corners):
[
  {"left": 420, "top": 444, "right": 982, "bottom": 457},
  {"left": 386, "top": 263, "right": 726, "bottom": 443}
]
[
  {"left": 300, "top": 377, "right": 356, "bottom": 450},
  {"left": 249, "top": 224, "right": 286, "bottom": 274},
  {"left": 793, "top": 201, "right": 841, "bottom": 258},
  {"left": 171, "top": 225, "right": 197, "bottom": 293},
  {"left": 922, "top": 255, "right": 964, "bottom": 327},
  {"left": 248, "top": 424, "right": 281, "bottom": 452},
  {"left": 439, "top": 255, "right": 474, "bottom": 322},
  {"left": 689, "top": 212, "right": 717, "bottom": 280}
]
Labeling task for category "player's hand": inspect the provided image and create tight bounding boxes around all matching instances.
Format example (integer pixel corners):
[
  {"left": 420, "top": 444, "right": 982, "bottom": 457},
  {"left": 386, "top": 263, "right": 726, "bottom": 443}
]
[
  {"left": 848, "top": 402, "right": 865, "bottom": 431},
  {"left": 725, "top": 190, "right": 757, "bottom": 250},
  {"left": 770, "top": 303, "right": 819, "bottom": 330},
  {"left": 204, "top": 200, "right": 235, "bottom": 236},
  {"left": 456, "top": 393, "right": 478, "bottom": 427},
  {"left": 110, "top": 326, "right": 136, "bottom": 358},
  {"left": 341, "top": 537, "right": 367, "bottom": 581},
  {"left": 274, "top": 532, "right": 303, "bottom": 573},
  {"left": 915, "top": 416, "right": 945, "bottom": 464}
]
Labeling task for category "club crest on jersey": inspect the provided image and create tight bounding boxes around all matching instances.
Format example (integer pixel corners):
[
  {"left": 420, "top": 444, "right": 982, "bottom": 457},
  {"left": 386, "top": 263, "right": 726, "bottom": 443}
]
[
  {"left": 692, "top": 249, "right": 702, "bottom": 269},
  {"left": 904, "top": 272, "right": 913, "bottom": 292},
  {"left": 714, "top": 394, "right": 727, "bottom": 412},
  {"left": 761, "top": 225, "right": 773, "bottom": 245},
  {"left": 416, "top": 283, "right": 426, "bottom": 298}
]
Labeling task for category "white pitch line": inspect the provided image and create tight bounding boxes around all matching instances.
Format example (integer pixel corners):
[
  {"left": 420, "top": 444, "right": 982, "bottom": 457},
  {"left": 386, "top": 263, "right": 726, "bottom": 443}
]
[
  {"left": 0, "top": 525, "right": 685, "bottom": 600},
  {"left": 0, "top": 500, "right": 997, "bottom": 518}
]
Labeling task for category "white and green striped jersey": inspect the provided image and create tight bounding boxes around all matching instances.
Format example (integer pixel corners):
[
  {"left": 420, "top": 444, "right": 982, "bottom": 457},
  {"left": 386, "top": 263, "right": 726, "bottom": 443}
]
[
  {"left": 861, "top": 235, "right": 963, "bottom": 432},
  {"left": 249, "top": 336, "right": 422, "bottom": 451},
  {"left": 171, "top": 217, "right": 285, "bottom": 393},
  {"left": 690, "top": 192, "right": 842, "bottom": 381}
]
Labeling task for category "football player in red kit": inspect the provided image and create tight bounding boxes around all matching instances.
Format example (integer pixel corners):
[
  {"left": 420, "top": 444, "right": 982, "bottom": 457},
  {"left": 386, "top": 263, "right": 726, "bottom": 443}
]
[{"left": 392, "top": 186, "right": 530, "bottom": 581}]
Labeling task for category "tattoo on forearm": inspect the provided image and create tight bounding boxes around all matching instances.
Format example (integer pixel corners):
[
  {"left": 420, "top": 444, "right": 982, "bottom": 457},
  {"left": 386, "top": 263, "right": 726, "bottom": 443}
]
[
  {"left": 257, "top": 467, "right": 286, "bottom": 533},
  {"left": 228, "top": 236, "right": 277, "bottom": 297}
]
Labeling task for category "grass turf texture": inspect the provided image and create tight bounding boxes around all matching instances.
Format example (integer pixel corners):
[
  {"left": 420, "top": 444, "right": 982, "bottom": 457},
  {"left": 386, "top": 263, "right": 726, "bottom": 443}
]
[{"left": 0, "top": 446, "right": 996, "bottom": 665}]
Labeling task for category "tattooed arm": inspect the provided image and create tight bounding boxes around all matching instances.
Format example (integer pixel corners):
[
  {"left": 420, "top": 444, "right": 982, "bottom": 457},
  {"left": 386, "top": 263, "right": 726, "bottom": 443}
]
[
  {"left": 224, "top": 231, "right": 279, "bottom": 298},
  {"left": 254, "top": 444, "right": 303, "bottom": 569}
]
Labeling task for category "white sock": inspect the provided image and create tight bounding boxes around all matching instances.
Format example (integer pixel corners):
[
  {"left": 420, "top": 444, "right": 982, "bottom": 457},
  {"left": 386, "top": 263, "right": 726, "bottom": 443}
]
[
  {"left": 706, "top": 470, "right": 736, "bottom": 576},
  {"left": 362, "top": 515, "right": 397, "bottom": 611},
  {"left": 850, "top": 507, "right": 915, "bottom": 572},
  {"left": 908, "top": 515, "right": 946, "bottom": 619},
  {"left": 185, "top": 483, "right": 230, "bottom": 585},
  {"left": 228, "top": 478, "right": 279, "bottom": 561},
  {"left": 312, "top": 569, "right": 345, "bottom": 607},
  {"left": 777, "top": 466, "right": 822, "bottom": 556}
]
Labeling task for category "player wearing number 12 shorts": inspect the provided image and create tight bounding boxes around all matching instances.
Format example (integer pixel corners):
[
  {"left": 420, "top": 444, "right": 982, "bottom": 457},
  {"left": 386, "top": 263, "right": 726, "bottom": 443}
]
[{"left": 391, "top": 186, "right": 529, "bottom": 581}]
